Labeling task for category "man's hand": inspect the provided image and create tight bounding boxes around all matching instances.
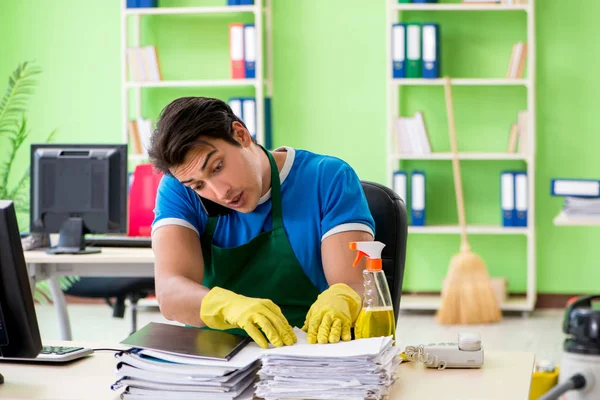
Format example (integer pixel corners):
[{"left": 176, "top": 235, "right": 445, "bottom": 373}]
[
  {"left": 200, "top": 287, "right": 297, "bottom": 349},
  {"left": 302, "top": 283, "right": 362, "bottom": 344}
]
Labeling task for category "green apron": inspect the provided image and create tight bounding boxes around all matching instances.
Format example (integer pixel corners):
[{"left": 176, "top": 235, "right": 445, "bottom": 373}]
[{"left": 200, "top": 148, "right": 321, "bottom": 336}]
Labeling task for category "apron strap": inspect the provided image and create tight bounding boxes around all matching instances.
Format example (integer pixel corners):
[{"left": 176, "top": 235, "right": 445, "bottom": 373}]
[
  {"left": 264, "top": 148, "right": 283, "bottom": 231},
  {"left": 205, "top": 215, "right": 218, "bottom": 237}
]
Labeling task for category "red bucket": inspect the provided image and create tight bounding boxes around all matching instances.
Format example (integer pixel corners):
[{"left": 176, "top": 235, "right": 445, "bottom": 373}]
[{"left": 128, "top": 164, "right": 163, "bottom": 237}]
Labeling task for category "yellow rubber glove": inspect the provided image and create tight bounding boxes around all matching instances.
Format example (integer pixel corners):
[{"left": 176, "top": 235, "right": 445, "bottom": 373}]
[
  {"left": 200, "top": 287, "right": 297, "bottom": 349},
  {"left": 301, "top": 283, "right": 362, "bottom": 344}
]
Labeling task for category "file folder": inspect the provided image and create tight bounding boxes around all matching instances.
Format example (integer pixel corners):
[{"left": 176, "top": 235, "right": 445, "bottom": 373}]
[
  {"left": 514, "top": 172, "right": 527, "bottom": 227},
  {"left": 501, "top": 171, "right": 515, "bottom": 226},
  {"left": 411, "top": 171, "right": 425, "bottom": 226},
  {"left": 243, "top": 24, "right": 256, "bottom": 79},
  {"left": 551, "top": 178, "right": 600, "bottom": 198},
  {"left": 229, "top": 23, "right": 245, "bottom": 79},
  {"left": 405, "top": 23, "right": 422, "bottom": 78},
  {"left": 137, "top": 0, "right": 157, "bottom": 7},
  {"left": 393, "top": 171, "right": 407, "bottom": 203},
  {"left": 242, "top": 98, "right": 256, "bottom": 139},
  {"left": 422, "top": 23, "right": 440, "bottom": 79},
  {"left": 392, "top": 24, "right": 406, "bottom": 78},
  {"left": 228, "top": 98, "right": 243, "bottom": 120}
]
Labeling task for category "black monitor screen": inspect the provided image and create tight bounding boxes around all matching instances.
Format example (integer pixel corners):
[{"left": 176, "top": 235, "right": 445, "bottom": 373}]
[
  {"left": 29, "top": 144, "right": 128, "bottom": 254},
  {"left": 0, "top": 200, "right": 42, "bottom": 360}
]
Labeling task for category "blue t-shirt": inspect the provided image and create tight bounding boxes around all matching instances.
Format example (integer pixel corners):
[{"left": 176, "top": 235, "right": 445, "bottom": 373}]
[{"left": 151, "top": 147, "right": 375, "bottom": 292}]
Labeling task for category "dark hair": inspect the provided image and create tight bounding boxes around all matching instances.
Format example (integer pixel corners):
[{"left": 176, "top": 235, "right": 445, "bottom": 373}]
[{"left": 148, "top": 97, "right": 252, "bottom": 175}]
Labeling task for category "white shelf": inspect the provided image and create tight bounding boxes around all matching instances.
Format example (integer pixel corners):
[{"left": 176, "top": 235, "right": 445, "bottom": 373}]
[
  {"left": 400, "top": 294, "right": 532, "bottom": 312},
  {"left": 408, "top": 225, "right": 529, "bottom": 235},
  {"left": 124, "top": 6, "right": 257, "bottom": 16},
  {"left": 125, "top": 79, "right": 257, "bottom": 89},
  {"left": 392, "top": 4, "right": 529, "bottom": 12},
  {"left": 128, "top": 154, "right": 149, "bottom": 161},
  {"left": 393, "top": 78, "right": 528, "bottom": 86},
  {"left": 393, "top": 152, "right": 528, "bottom": 161},
  {"left": 553, "top": 211, "right": 600, "bottom": 226}
]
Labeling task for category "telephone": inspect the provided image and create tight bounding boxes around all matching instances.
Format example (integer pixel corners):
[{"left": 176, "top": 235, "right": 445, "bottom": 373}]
[{"left": 403, "top": 332, "right": 484, "bottom": 370}]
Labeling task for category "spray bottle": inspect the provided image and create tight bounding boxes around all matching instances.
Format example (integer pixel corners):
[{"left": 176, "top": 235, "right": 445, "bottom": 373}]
[{"left": 350, "top": 241, "right": 396, "bottom": 340}]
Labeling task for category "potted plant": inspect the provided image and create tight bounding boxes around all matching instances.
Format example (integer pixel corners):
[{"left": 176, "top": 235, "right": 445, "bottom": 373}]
[{"left": 0, "top": 61, "right": 78, "bottom": 302}]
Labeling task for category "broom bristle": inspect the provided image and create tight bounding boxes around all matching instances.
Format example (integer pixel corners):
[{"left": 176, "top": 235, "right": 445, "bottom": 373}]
[{"left": 436, "top": 249, "right": 502, "bottom": 325}]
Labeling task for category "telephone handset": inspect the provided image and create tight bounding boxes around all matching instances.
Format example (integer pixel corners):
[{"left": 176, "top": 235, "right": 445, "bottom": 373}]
[
  {"left": 197, "top": 195, "right": 231, "bottom": 217},
  {"left": 403, "top": 332, "right": 484, "bottom": 370}
]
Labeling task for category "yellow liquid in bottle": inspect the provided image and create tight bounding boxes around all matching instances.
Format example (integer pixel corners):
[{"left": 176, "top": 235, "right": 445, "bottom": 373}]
[{"left": 354, "top": 306, "right": 396, "bottom": 340}]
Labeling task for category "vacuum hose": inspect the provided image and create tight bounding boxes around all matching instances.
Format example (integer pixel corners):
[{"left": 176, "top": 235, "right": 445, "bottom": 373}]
[{"left": 538, "top": 373, "right": 587, "bottom": 400}]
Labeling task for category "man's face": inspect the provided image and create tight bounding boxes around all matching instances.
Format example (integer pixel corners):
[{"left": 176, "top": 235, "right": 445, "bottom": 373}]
[{"left": 171, "top": 126, "right": 263, "bottom": 213}]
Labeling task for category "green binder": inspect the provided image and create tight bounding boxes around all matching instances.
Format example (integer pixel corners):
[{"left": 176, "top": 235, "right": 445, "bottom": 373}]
[
  {"left": 398, "top": 0, "right": 411, "bottom": 3},
  {"left": 405, "top": 23, "right": 422, "bottom": 78}
]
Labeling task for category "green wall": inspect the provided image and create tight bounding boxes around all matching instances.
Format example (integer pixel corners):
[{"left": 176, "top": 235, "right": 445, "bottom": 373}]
[{"left": 1, "top": 0, "right": 599, "bottom": 295}]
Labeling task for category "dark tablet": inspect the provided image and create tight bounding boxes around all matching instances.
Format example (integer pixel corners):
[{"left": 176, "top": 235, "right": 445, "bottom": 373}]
[{"left": 120, "top": 322, "right": 250, "bottom": 361}]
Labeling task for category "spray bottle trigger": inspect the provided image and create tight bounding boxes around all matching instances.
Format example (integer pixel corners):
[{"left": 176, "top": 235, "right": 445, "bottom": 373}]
[{"left": 353, "top": 251, "right": 367, "bottom": 267}]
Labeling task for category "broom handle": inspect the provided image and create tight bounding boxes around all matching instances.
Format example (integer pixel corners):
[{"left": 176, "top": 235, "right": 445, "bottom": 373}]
[{"left": 443, "top": 77, "right": 470, "bottom": 252}]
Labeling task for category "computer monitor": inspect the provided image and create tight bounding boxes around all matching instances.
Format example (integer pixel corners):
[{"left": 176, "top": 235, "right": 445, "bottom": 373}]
[
  {"left": 0, "top": 200, "right": 43, "bottom": 382},
  {"left": 30, "top": 144, "right": 128, "bottom": 254}
]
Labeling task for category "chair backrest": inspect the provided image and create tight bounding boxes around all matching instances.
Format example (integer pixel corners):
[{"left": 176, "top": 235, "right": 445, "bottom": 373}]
[{"left": 360, "top": 181, "right": 408, "bottom": 318}]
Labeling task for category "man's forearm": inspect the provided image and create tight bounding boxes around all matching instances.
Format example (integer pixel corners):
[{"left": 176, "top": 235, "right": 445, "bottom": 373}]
[{"left": 157, "top": 275, "right": 211, "bottom": 327}]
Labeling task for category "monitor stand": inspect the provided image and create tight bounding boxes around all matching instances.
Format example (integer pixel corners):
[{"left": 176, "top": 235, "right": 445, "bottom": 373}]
[{"left": 45, "top": 218, "right": 100, "bottom": 255}]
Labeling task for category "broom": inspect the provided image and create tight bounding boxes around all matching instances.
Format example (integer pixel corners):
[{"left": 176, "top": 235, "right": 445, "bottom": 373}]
[{"left": 435, "top": 77, "right": 502, "bottom": 325}]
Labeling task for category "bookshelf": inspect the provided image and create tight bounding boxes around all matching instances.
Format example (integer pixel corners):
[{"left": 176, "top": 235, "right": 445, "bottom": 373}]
[
  {"left": 386, "top": 0, "right": 536, "bottom": 313},
  {"left": 120, "top": 0, "right": 272, "bottom": 164}
]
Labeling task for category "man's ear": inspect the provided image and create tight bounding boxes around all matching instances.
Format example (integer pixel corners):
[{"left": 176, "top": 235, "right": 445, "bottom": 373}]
[{"left": 231, "top": 121, "right": 252, "bottom": 147}]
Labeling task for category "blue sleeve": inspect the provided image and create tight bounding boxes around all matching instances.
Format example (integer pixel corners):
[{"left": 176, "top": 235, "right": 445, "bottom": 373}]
[
  {"left": 319, "top": 161, "right": 375, "bottom": 240},
  {"left": 152, "top": 175, "right": 207, "bottom": 236}
]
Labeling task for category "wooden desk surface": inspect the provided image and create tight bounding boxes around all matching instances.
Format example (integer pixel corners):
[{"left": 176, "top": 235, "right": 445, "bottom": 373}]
[
  {"left": 0, "top": 341, "right": 534, "bottom": 400},
  {"left": 24, "top": 247, "right": 155, "bottom": 264}
]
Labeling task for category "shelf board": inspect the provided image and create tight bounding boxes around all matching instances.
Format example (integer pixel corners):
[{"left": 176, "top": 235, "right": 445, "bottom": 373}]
[
  {"left": 124, "top": 6, "right": 257, "bottom": 15},
  {"left": 408, "top": 225, "right": 529, "bottom": 235},
  {"left": 125, "top": 79, "right": 257, "bottom": 88},
  {"left": 393, "top": 152, "right": 527, "bottom": 161},
  {"left": 553, "top": 211, "right": 600, "bottom": 226},
  {"left": 128, "top": 154, "right": 149, "bottom": 161},
  {"left": 393, "top": 78, "right": 528, "bottom": 86},
  {"left": 400, "top": 294, "right": 531, "bottom": 312},
  {"left": 392, "top": 3, "right": 529, "bottom": 12}
]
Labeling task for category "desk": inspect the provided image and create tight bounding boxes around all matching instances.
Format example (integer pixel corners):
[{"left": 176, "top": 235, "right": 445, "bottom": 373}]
[
  {"left": 0, "top": 341, "right": 534, "bottom": 400},
  {"left": 25, "top": 248, "right": 155, "bottom": 341}
]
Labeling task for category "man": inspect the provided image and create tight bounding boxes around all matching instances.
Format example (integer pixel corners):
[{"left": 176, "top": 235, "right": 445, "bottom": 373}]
[{"left": 149, "top": 97, "right": 375, "bottom": 349}]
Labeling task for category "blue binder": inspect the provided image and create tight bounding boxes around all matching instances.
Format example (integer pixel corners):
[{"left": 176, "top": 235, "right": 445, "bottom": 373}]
[
  {"left": 238, "top": 0, "right": 254, "bottom": 4},
  {"left": 514, "top": 171, "right": 528, "bottom": 227},
  {"left": 227, "top": 0, "right": 240, "bottom": 5},
  {"left": 500, "top": 171, "right": 515, "bottom": 227},
  {"left": 392, "top": 24, "right": 406, "bottom": 78},
  {"left": 422, "top": 23, "right": 440, "bottom": 79},
  {"left": 550, "top": 178, "right": 600, "bottom": 197},
  {"left": 411, "top": 171, "right": 426, "bottom": 226},
  {"left": 137, "top": 0, "right": 157, "bottom": 7},
  {"left": 126, "top": 0, "right": 138, "bottom": 8},
  {"left": 412, "top": 0, "right": 438, "bottom": 3},
  {"left": 243, "top": 24, "right": 256, "bottom": 79}
]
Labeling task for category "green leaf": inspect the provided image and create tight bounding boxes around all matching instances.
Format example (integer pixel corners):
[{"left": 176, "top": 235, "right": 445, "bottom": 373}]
[{"left": 0, "top": 61, "right": 41, "bottom": 137}]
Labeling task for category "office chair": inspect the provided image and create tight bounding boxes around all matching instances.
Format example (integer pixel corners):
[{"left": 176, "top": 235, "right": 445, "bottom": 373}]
[
  {"left": 361, "top": 181, "right": 408, "bottom": 318},
  {"left": 63, "top": 277, "right": 155, "bottom": 334}
]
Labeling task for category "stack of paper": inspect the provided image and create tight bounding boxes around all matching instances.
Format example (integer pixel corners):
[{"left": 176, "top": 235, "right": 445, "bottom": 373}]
[
  {"left": 563, "top": 196, "right": 600, "bottom": 218},
  {"left": 255, "top": 328, "right": 401, "bottom": 400},
  {"left": 110, "top": 322, "right": 265, "bottom": 399},
  {"left": 111, "top": 345, "right": 264, "bottom": 400}
]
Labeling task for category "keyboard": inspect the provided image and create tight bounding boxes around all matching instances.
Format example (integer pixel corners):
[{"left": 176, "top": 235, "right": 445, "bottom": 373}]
[
  {"left": 85, "top": 235, "right": 151, "bottom": 248},
  {"left": 0, "top": 345, "right": 94, "bottom": 363}
]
